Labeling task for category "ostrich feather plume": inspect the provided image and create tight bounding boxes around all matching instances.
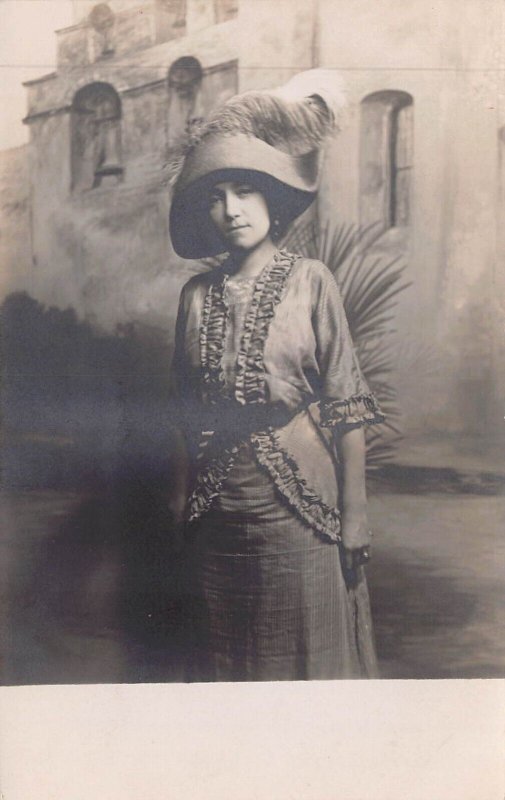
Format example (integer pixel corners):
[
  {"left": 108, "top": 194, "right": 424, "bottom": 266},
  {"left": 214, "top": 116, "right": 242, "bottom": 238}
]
[
  {"left": 204, "top": 69, "right": 346, "bottom": 156},
  {"left": 167, "top": 70, "right": 347, "bottom": 187}
]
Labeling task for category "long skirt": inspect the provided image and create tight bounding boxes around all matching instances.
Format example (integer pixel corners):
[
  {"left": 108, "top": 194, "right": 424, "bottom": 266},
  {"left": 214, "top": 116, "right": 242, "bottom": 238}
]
[{"left": 184, "top": 443, "right": 378, "bottom": 681}]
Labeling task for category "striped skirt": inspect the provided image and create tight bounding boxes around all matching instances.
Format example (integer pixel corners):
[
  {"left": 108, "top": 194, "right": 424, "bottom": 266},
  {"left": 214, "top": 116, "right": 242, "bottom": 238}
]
[{"left": 184, "top": 443, "right": 378, "bottom": 681}]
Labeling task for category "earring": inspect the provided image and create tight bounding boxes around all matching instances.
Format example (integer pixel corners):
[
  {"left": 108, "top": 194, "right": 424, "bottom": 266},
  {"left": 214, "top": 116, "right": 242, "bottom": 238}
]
[{"left": 272, "top": 218, "right": 280, "bottom": 241}]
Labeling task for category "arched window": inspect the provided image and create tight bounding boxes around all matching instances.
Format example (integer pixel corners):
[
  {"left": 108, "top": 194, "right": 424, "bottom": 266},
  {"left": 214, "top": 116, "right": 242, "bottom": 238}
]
[
  {"left": 167, "top": 57, "right": 204, "bottom": 148},
  {"left": 360, "top": 91, "right": 414, "bottom": 233},
  {"left": 71, "top": 82, "right": 122, "bottom": 191}
]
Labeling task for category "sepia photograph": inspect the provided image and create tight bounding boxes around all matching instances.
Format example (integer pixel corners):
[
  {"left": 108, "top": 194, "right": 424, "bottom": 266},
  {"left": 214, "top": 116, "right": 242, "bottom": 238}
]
[{"left": 0, "top": 0, "right": 504, "bottom": 794}]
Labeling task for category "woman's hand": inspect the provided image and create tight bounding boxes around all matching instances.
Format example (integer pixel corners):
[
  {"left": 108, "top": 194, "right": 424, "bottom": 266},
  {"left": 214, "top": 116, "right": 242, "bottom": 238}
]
[{"left": 341, "top": 511, "right": 372, "bottom": 570}]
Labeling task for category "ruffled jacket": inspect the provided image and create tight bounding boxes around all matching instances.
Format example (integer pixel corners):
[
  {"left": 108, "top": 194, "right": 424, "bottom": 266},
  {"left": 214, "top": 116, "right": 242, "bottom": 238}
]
[{"left": 171, "top": 250, "right": 384, "bottom": 542}]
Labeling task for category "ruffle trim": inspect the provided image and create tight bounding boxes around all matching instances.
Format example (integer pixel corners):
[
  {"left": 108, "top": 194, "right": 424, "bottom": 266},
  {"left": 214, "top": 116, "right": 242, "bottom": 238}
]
[
  {"left": 319, "top": 393, "right": 385, "bottom": 429},
  {"left": 192, "top": 252, "right": 298, "bottom": 514},
  {"left": 199, "top": 250, "right": 297, "bottom": 408},
  {"left": 187, "top": 446, "right": 237, "bottom": 522},
  {"left": 234, "top": 250, "right": 298, "bottom": 405},
  {"left": 250, "top": 429, "right": 341, "bottom": 543},
  {"left": 187, "top": 429, "right": 342, "bottom": 541},
  {"left": 200, "top": 272, "right": 230, "bottom": 404}
]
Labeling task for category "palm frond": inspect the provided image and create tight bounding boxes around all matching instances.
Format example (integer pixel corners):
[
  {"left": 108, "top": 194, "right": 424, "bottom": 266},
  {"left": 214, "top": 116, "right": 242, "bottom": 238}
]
[{"left": 284, "top": 214, "right": 411, "bottom": 467}]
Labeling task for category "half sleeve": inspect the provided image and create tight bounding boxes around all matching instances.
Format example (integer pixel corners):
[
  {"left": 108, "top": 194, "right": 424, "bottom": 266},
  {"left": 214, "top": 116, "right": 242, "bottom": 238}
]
[{"left": 313, "top": 266, "right": 385, "bottom": 430}]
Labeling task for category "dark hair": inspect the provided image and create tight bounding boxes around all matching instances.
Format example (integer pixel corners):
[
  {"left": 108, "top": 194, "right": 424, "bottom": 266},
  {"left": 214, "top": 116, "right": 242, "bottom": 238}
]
[{"left": 263, "top": 183, "right": 292, "bottom": 241}]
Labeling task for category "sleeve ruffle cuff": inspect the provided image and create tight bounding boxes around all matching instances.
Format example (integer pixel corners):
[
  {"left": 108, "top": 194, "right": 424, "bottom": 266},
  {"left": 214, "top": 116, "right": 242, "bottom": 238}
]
[{"left": 319, "top": 393, "right": 385, "bottom": 429}]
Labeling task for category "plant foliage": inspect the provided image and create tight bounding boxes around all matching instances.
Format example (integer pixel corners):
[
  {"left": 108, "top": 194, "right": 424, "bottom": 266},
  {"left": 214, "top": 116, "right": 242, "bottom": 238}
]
[{"left": 283, "top": 216, "right": 411, "bottom": 467}]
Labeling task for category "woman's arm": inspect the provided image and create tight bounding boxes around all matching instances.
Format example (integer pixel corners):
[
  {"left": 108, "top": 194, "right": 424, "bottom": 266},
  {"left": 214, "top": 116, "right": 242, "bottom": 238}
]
[
  {"left": 336, "top": 425, "right": 371, "bottom": 568},
  {"left": 310, "top": 263, "right": 383, "bottom": 565},
  {"left": 169, "top": 424, "right": 191, "bottom": 526}
]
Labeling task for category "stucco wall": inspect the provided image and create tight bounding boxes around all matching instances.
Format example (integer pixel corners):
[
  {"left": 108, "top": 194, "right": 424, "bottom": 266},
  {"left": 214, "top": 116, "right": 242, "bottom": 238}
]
[
  {"left": 21, "top": 18, "right": 239, "bottom": 336},
  {"left": 314, "top": 0, "right": 502, "bottom": 435},
  {"left": 0, "top": 146, "right": 31, "bottom": 298},
  {"left": 2, "top": 0, "right": 503, "bottom": 445}
]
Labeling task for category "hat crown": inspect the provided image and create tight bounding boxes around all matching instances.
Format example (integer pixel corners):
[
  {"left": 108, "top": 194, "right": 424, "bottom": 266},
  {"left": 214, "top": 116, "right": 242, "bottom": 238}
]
[{"left": 173, "top": 133, "right": 320, "bottom": 198}]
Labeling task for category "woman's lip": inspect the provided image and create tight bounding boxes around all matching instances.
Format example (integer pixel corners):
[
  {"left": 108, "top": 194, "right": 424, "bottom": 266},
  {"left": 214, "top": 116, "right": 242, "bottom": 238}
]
[{"left": 226, "top": 225, "right": 249, "bottom": 232}]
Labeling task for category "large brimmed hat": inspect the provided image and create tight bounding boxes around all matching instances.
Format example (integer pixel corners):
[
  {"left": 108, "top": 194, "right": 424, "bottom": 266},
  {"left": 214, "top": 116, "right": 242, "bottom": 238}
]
[{"left": 169, "top": 70, "right": 346, "bottom": 259}]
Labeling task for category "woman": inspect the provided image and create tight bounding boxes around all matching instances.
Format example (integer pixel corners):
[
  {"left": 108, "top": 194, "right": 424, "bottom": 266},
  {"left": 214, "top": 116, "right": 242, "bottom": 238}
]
[{"left": 169, "top": 71, "right": 385, "bottom": 681}]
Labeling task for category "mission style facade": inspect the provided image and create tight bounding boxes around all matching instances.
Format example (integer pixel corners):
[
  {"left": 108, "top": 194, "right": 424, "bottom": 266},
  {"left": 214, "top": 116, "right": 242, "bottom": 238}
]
[{"left": 2, "top": 0, "right": 503, "bottom": 438}]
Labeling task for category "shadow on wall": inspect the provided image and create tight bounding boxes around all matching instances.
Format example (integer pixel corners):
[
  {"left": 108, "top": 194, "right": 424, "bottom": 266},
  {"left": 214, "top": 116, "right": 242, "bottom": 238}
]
[{"left": 1, "top": 291, "right": 178, "bottom": 491}]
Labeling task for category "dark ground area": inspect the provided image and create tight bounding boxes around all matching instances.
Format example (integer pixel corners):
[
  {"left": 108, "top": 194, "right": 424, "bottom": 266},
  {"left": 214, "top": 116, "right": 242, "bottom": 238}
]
[{"left": 1, "top": 452, "right": 504, "bottom": 684}]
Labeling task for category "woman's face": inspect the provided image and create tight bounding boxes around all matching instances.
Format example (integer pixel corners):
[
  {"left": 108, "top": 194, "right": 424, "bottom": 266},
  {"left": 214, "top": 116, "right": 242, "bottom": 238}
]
[{"left": 208, "top": 181, "right": 272, "bottom": 251}]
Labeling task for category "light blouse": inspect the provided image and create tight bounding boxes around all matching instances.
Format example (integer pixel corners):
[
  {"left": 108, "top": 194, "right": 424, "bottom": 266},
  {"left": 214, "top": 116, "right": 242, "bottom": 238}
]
[{"left": 172, "top": 249, "right": 384, "bottom": 542}]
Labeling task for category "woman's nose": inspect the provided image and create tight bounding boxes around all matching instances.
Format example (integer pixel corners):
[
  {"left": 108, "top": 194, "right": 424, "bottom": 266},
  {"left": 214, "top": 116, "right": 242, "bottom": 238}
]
[{"left": 224, "top": 192, "right": 241, "bottom": 218}]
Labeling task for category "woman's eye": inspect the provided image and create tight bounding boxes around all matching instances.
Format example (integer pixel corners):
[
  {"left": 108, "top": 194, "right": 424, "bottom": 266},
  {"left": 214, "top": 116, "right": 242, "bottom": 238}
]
[
  {"left": 236, "top": 186, "right": 254, "bottom": 197},
  {"left": 208, "top": 195, "right": 221, "bottom": 207}
]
